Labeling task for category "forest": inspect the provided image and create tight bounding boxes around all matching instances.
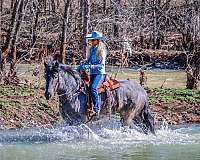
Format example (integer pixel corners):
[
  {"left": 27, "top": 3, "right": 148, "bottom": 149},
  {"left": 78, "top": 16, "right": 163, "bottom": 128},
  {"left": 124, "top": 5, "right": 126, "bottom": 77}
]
[{"left": 0, "top": 0, "right": 199, "bottom": 89}]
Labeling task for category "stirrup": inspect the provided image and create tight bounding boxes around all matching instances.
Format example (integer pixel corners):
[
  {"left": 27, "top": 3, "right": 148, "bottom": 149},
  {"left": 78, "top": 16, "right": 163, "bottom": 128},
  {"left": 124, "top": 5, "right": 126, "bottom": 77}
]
[
  {"left": 87, "top": 109, "right": 96, "bottom": 115},
  {"left": 85, "top": 110, "right": 100, "bottom": 123}
]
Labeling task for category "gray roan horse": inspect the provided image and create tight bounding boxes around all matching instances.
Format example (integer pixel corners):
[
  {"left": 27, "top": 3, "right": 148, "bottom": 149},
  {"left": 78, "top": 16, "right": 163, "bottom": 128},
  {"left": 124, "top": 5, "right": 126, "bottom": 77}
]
[{"left": 44, "top": 59, "right": 155, "bottom": 134}]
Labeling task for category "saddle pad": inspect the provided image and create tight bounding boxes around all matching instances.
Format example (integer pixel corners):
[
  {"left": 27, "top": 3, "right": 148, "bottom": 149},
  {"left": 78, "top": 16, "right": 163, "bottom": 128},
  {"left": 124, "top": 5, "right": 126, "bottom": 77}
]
[{"left": 97, "top": 78, "right": 120, "bottom": 93}]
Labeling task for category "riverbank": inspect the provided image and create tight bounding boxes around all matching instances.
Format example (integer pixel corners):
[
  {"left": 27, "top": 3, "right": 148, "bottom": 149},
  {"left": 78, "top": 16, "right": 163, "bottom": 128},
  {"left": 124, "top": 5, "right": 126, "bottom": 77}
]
[
  {"left": 0, "top": 84, "right": 199, "bottom": 130},
  {"left": 148, "top": 88, "right": 200, "bottom": 125},
  {"left": 0, "top": 85, "right": 61, "bottom": 130}
]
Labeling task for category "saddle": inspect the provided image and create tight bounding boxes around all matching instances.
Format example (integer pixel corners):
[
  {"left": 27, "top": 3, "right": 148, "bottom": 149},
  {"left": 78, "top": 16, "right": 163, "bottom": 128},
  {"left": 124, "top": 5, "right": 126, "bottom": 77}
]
[
  {"left": 80, "top": 71, "right": 120, "bottom": 122},
  {"left": 80, "top": 71, "right": 120, "bottom": 93}
]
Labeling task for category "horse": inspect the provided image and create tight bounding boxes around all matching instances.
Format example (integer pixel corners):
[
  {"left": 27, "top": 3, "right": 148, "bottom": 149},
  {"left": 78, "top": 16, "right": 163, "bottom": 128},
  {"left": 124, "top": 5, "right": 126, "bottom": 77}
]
[{"left": 44, "top": 59, "right": 155, "bottom": 134}]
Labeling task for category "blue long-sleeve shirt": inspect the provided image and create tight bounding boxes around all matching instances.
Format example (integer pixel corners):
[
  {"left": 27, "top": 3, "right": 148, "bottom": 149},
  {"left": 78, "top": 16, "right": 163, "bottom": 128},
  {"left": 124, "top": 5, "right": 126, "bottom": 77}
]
[{"left": 88, "top": 46, "right": 106, "bottom": 75}]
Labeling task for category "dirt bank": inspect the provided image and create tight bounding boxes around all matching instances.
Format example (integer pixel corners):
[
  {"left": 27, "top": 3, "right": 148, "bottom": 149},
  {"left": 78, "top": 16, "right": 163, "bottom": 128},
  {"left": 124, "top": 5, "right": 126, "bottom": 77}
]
[
  {"left": 0, "top": 85, "right": 61, "bottom": 130},
  {"left": 0, "top": 85, "right": 199, "bottom": 129},
  {"left": 148, "top": 88, "right": 200, "bottom": 125}
]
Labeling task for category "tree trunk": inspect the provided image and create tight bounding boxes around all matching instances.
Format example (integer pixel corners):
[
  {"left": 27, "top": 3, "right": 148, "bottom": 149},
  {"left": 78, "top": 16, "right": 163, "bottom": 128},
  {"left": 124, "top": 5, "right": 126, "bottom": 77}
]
[
  {"left": 103, "top": 0, "right": 106, "bottom": 14},
  {"left": 182, "top": 30, "right": 199, "bottom": 89},
  {"left": 9, "top": 0, "right": 26, "bottom": 74},
  {"left": 79, "top": 0, "right": 83, "bottom": 18},
  {"left": 10, "top": 0, "right": 15, "bottom": 10},
  {"left": 56, "top": 0, "right": 60, "bottom": 9},
  {"left": 113, "top": 0, "right": 120, "bottom": 38},
  {"left": 141, "top": 0, "right": 145, "bottom": 6},
  {"left": 60, "top": 0, "right": 70, "bottom": 63},
  {"left": 1, "top": 0, "right": 27, "bottom": 74},
  {"left": 140, "top": 34, "right": 144, "bottom": 48},
  {"left": 50, "top": 0, "right": 56, "bottom": 12},
  {"left": 193, "top": 62, "right": 200, "bottom": 89},
  {"left": 0, "top": 0, "right": 2, "bottom": 80},
  {"left": 2, "top": 0, "right": 19, "bottom": 52},
  {"left": 1, "top": 0, "right": 22, "bottom": 72},
  {"left": 0, "top": 0, "right": 2, "bottom": 50},
  {"left": 44, "top": 0, "right": 47, "bottom": 13},
  {"left": 152, "top": 0, "right": 161, "bottom": 49},
  {"left": 0, "top": 0, "right": 3, "bottom": 13},
  {"left": 10, "top": 0, "right": 28, "bottom": 74},
  {"left": 82, "top": 0, "right": 90, "bottom": 59},
  {"left": 30, "top": 8, "right": 39, "bottom": 48},
  {"left": 186, "top": 52, "right": 200, "bottom": 89}
]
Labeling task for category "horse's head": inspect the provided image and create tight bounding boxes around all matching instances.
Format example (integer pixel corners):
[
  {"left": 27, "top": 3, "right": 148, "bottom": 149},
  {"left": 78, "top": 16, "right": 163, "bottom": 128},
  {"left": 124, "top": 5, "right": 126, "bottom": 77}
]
[
  {"left": 44, "top": 58, "right": 81, "bottom": 100},
  {"left": 44, "top": 59, "right": 60, "bottom": 100}
]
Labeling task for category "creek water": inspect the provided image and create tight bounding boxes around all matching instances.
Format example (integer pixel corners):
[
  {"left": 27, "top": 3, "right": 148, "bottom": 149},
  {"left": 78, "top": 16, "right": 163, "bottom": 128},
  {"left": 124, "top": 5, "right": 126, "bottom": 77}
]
[{"left": 0, "top": 119, "right": 200, "bottom": 160}]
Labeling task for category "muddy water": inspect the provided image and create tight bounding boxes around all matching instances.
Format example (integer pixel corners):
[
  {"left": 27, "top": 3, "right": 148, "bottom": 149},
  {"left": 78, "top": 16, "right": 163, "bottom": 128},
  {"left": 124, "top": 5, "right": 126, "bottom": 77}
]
[{"left": 0, "top": 119, "right": 200, "bottom": 160}]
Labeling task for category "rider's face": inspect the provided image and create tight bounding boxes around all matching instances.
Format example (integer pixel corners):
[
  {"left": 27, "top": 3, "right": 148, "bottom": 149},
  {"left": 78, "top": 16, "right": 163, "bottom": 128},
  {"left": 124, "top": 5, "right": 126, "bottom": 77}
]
[{"left": 90, "top": 39, "right": 99, "bottom": 46}]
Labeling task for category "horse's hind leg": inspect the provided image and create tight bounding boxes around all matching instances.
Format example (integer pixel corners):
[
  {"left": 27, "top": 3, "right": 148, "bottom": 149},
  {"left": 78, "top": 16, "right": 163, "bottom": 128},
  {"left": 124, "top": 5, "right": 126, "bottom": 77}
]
[
  {"left": 120, "top": 104, "right": 141, "bottom": 127},
  {"left": 121, "top": 103, "right": 155, "bottom": 135},
  {"left": 138, "top": 102, "right": 155, "bottom": 134},
  {"left": 143, "top": 108, "right": 155, "bottom": 134}
]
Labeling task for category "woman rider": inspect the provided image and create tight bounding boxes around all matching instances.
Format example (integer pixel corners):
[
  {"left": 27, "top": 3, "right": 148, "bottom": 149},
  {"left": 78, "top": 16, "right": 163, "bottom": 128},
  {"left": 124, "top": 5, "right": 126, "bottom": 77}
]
[{"left": 78, "top": 31, "right": 107, "bottom": 116}]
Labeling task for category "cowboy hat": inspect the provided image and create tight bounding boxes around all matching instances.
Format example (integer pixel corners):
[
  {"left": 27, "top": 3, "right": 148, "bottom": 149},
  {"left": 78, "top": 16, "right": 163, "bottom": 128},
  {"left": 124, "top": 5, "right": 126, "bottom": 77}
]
[{"left": 86, "top": 31, "right": 106, "bottom": 41}]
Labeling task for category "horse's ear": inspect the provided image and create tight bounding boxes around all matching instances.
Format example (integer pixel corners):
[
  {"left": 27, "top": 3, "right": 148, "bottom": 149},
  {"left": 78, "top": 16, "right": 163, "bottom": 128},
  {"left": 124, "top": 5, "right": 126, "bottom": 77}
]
[
  {"left": 44, "top": 62, "right": 47, "bottom": 68},
  {"left": 55, "top": 61, "right": 59, "bottom": 68}
]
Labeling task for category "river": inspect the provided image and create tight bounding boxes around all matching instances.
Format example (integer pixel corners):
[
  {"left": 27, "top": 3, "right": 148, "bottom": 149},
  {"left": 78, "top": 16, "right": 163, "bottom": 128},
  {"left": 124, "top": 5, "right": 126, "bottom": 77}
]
[{"left": 0, "top": 118, "right": 200, "bottom": 160}]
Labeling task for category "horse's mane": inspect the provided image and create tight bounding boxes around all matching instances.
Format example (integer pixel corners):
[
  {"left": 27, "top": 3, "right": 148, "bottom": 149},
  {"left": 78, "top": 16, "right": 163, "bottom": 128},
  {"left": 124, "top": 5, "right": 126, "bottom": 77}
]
[{"left": 60, "top": 64, "right": 82, "bottom": 89}]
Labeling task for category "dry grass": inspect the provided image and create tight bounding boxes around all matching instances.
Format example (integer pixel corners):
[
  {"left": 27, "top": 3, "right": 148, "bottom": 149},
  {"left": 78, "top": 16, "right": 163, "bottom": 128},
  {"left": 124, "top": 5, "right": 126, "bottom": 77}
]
[{"left": 108, "top": 69, "right": 199, "bottom": 89}]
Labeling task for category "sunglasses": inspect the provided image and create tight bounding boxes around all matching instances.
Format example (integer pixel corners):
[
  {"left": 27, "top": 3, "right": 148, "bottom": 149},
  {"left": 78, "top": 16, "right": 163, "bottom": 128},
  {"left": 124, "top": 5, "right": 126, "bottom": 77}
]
[{"left": 90, "top": 39, "right": 99, "bottom": 41}]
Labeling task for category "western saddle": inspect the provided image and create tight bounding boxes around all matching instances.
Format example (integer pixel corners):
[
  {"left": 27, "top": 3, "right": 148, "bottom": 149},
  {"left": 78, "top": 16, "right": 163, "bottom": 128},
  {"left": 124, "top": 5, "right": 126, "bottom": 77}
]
[
  {"left": 80, "top": 71, "right": 120, "bottom": 120},
  {"left": 80, "top": 71, "right": 120, "bottom": 94}
]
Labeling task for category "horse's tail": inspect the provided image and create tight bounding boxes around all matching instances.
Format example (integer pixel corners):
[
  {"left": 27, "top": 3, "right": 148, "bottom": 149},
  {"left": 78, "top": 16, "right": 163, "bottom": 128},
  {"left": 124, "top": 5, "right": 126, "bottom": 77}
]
[{"left": 142, "top": 101, "right": 155, "bottom": 134}]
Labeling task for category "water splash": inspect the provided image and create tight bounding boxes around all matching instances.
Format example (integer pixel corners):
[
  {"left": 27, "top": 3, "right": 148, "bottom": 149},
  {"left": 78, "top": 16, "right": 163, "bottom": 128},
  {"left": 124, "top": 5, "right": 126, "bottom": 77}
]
[
  {"left": 1, "top": 120, "right": 200, "bottom": 160},
  {"left": 0, "top": 119, "right": 199, "bottom": 146}
]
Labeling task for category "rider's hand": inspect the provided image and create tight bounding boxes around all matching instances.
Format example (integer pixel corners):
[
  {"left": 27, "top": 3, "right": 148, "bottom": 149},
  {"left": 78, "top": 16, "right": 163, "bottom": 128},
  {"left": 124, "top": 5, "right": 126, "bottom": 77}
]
[
  {"left": 82, "top": 64, "right": 91, "bottom": 70},
  {"left": 90, "top": 64, "right": 102, "bottom": 70},
  {"left": 76, "top": 64, "right": 91, "bottom": 72}
]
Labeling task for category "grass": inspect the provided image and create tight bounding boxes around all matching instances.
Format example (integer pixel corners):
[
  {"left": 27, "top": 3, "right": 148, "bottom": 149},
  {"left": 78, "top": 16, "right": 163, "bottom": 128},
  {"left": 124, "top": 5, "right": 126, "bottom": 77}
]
[
  {"left": 107, "top": 69, "right": 199, "bottom": 89},
  {"left": 0, "top": 85, "right": 45, "bottom": 109},
  {"left": 148, "top": 88, "right": 200, "bottom": 104},
  {"left": 14, "top": 63, "right": 199, "bottom": 89},
  {"left": 0, "top": 85, "right": 35, "bottom": 97}
]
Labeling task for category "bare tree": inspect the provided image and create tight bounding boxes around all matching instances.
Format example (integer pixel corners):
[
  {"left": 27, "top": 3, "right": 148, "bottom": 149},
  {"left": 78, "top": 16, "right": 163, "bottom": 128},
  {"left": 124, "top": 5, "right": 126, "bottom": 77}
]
[
  {"left": 103, "top": 0, "right": 106, "bottom": 14},
  {"left": 60, "top": 0, "right": 71, "bottom": 63},
  {"left": 0, "top": 0, "right": 199, "bottom": 88},
  {"left": 30, "top": 2, "right": 40, "bottom": 49},
  {"left": 82, "top": 0, "right": 90, "bottom": 59},
  {"left": 1, "top": 0, "right": 25, "bottom": 73},
  {"left": 10, "top": 0, "right": 15, "bottom": 10},
  {"left": 112, "top": 0, "right": 120, "bottom": 38},
  {"left": 0, "top": 0, "right": 3, "bottom": 80},
  {"left": 50, "top": 0, "right": 56, "bottom": 12}
]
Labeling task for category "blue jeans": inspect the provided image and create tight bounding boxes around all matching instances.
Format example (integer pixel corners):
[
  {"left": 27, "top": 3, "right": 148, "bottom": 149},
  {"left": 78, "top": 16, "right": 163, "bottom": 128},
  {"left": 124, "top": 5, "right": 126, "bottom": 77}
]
[{"left": 89, "top": 74, "right": 105, "bottom": 113}]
